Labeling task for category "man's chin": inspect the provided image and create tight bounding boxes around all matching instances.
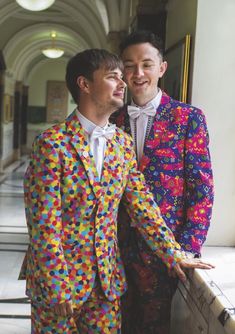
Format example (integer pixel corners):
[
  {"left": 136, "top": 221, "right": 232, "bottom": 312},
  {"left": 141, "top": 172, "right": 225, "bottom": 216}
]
[
  {"left": 132, "top": 87, "right": 146, "bottom": 95},
  {"left": 109, "top": 101, "right": 124, "bottom": 114},
  {"left": 114, "top": 99, "right": 124, "bottom": 108}
]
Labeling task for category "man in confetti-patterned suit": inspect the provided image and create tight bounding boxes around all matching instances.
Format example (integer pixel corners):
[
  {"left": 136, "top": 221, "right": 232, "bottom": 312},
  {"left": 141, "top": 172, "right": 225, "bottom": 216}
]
[
  {"left": 113, "top": 31, "right": 214, "bottom": 334},
  {"left": 24, "top": 49, "right": 214, "bottom": 334}
]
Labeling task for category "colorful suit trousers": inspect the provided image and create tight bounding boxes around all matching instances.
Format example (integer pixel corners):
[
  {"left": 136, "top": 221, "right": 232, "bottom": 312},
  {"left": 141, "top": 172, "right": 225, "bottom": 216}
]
[{"left": 31, "top": 278, "right": 121, "bottom": 334}]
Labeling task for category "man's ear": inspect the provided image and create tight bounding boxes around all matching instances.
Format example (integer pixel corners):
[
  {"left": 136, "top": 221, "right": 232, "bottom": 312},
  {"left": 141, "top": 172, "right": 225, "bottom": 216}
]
[
  {"left": 77, "top": 76, "right": 90, "bottom": 93},
  {"left": 159, "top": 61, "right": 168, "bottom": 78}
]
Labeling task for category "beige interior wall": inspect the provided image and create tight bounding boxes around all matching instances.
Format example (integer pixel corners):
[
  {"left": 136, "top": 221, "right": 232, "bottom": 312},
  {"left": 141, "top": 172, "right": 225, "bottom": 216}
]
[
  {"left": 191, "top": 0, "right": 235, "bottom": 246},
  {"left": 28, "top": 58, "right": 67, "bottom": 107}
]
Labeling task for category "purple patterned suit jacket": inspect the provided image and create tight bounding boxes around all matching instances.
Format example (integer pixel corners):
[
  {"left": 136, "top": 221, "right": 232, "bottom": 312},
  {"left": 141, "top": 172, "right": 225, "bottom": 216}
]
[{"left": 114, "top": 92, "right": 214, "bottom": 256}]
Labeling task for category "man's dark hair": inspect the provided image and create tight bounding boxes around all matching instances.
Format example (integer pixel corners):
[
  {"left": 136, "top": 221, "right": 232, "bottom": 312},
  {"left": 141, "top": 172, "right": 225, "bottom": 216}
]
[
  {"left": 66, "top": 48, "right": 123, "bottom": 103},
  {"left": 119, "top": 30, "right": 164, "bottom": 59}
]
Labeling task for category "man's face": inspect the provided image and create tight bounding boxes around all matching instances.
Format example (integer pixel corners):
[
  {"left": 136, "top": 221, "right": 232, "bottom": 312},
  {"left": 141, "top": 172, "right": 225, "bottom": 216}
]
[
  {"left": 122, "top": 42, "right": 167, "bottom": 106},
  {"left": 87, "top": 67, "right": 126, "bottom": 114}
]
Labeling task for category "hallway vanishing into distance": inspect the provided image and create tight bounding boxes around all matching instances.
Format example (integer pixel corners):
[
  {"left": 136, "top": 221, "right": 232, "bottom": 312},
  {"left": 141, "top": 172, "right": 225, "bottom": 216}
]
[
  {"left": 0, "top": 1, "right": 234, "bottom": 333},
  {"left": 0, "top": 158, "right": 30, "bottom": 333}
]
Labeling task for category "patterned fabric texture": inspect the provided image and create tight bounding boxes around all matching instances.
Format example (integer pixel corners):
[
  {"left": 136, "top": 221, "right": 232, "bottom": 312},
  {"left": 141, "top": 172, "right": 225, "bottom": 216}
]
[
  {"left": 113, "top": 92, "right": 214, "bottom": 333},
  {"left": 24, "top": 109, "right": 184, "bottom": 311},
  {"left": 31, "top": 279, "right": 121, "bottom": 334},
  {"left": 114, "top": 92, "right": 214, "bottom": 255}
]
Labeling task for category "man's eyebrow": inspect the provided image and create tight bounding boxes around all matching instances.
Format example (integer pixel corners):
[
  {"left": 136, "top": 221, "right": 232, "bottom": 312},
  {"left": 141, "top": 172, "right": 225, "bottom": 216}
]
[
  {"left": 124, "top": 58, "right": 154, "bottom": 63},
  {"left": 107, "top": 70, "right": 122, "bottom": 74},
  {"left": 106, "top": 70, "right": 123, "bottom": 77},
  {"left": 123, "top": 59, "right": 134, "bottom": 63}
]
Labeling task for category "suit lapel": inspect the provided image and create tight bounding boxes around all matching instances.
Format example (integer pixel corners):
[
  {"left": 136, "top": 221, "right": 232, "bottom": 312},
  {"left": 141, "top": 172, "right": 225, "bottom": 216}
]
[
  {"left": 65, "top": 111, "right": 102, "bottom": 198},
  {"left": 100, "top": 130, "right": 124, "bottom": 186},
  {"left": 146, "top": 96, "right": 173, "bottom": 143},
  {"left": 123, "top": 95, "right": 174, "bottom": 152},
  {"left": 142, "top": 93, "right": 174, "bottom": 171}
]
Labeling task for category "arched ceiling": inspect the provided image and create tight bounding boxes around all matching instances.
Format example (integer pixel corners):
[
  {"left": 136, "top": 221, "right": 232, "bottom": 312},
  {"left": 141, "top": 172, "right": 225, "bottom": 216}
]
[{"left": 0, "top": 0, "right": 133, "bottom": 82}]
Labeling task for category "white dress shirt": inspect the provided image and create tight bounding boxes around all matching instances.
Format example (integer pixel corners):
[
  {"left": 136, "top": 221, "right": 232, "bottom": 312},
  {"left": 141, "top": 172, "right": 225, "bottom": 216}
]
[
  {"left": 76, "top": 109, "right": 110, "bottom": 179},
  {"left": 129, "top": 89, "right": 162, "bottom": 162}
]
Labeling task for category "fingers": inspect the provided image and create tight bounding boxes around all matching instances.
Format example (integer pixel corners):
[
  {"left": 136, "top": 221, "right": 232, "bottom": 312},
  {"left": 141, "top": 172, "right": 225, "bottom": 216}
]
[
  {"left": 53, "top": 304, "right": 64, "bottom": 317},
  {"left": 53, "top": 301, "right": 74, "bottom": 317},
  {"left": 173, "top": 263, "right": 187, "bottom": 282},
  {"left": 66, "top": 301, "right": 74, "bottom": 316},
  {"left": 181, "top": 258, "right": 215, "bottom": 270},
  {"left": 173, "top": 258, "right": 215, "bottom": 283}
]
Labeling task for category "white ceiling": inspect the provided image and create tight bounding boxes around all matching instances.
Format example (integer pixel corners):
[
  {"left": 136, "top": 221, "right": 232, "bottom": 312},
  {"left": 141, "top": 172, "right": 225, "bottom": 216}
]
[{"left": 0, "top": 0, "right": 136, "bottom": 82}]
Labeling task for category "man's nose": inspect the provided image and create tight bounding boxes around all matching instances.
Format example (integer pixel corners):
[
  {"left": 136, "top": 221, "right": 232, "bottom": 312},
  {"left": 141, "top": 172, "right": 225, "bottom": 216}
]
[
  {"left": 134, "top": 65, "right": 144, "bottom": 76},
  {"left": 119, "top": 78, "right": 127, "bottom": 89}
]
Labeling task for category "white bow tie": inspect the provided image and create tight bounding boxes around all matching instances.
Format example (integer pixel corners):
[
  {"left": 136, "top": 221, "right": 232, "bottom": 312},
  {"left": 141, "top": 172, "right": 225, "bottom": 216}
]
[
  {"left": 90, "top": 124, "right": 116, "bottom": 141},
  {"left": 127, "top": 105, "right": 156, "bottom": 119}
]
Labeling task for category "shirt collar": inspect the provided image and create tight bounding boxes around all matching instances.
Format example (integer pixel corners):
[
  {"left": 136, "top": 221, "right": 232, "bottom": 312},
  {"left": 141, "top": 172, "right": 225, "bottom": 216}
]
[{"left": 76, "top": 108, "right": 109, "bottom": 135}]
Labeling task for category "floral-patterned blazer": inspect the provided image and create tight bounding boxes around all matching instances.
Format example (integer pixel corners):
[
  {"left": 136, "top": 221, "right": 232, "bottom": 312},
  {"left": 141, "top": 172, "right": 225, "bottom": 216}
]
[
  {"left": 24, "top": 110, "right": 183, "bottom": 307},
  {"left": 114, "top": 92, "right": 214, "bottom": 256}
]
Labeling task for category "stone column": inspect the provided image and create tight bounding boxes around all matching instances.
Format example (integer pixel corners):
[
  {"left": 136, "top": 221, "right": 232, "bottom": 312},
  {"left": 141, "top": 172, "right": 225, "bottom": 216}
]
[
  {"left": 13, "top": 81, "right": 23, "bottom": 160},
  {"left": 0, "top": 51, "right": 6, "bottom": 173},
  {"left": 21, "top": 85, "right": 28, "bottom": 152}
]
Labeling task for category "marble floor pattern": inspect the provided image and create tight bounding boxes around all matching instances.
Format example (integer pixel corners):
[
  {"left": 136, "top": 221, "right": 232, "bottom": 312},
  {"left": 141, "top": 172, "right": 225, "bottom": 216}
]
[
  {"left": 0, "top": 158, "right": 30, "bottom": 334},
  {"left": 2, "top": 158, "right": 235, "bottom": 334}
]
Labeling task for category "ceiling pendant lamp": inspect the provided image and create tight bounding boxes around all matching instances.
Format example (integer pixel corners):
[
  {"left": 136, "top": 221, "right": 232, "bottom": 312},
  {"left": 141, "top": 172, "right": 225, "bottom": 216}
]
[
  {"left": 16, "top": 0, "right": 55, "bottom": 11},
  {"left": 41, "top": 31, "right": 64, "bottom": 59}
]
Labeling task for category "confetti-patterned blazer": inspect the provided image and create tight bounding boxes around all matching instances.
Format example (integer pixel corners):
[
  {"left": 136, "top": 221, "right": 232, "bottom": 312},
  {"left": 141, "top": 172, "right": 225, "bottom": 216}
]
[
  {"left": 24, "top": 110, "right": 183, "bottom": 307},
  {"left": 114, "top": 92, "right": 214, "bottom": 256}
]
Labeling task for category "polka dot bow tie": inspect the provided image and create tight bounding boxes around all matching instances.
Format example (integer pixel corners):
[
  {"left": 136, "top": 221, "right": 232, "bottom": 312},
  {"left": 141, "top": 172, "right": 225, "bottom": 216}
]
[
  {"left": 90, "top": 124, "right": 116, "bottom": 141},
  {"left": 127, "top": 105, "right": 156, "bottom": 119}
]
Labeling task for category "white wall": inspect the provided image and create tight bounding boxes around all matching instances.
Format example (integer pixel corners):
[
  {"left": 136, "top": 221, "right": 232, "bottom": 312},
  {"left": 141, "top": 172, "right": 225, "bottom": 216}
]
[
  {"left": 191, "top": 0, "right": 235, "bottom": 246},
  {"left": 166, "top": 0, "right": 235, "bottom": 246},
  {"left": 28, "top": 58, "right": 68, "bottom": 106},
  {"left": 26, "top": 58, "right": 75, "bottom": 149}
]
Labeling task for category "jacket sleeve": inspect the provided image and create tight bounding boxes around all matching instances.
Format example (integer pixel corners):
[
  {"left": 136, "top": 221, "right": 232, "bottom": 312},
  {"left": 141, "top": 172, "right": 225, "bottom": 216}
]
[
  {"left": 122, "top": 138, "right": 185, "bottom": 269},
  {"left": 24, "top": 135, "right": 71, "bottom": 305},
  {"left": 178, "top": 108, "right": 214, "bottom": 255}
]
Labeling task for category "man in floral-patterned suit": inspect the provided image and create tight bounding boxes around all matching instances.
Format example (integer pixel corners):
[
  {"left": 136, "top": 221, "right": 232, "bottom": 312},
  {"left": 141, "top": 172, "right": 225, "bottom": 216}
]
[
  {"left": 113, "top": 30, "right": 214, "bottom": 334},
  {"left": 24, "top": 49, "right": 214, "bottom": 334}
]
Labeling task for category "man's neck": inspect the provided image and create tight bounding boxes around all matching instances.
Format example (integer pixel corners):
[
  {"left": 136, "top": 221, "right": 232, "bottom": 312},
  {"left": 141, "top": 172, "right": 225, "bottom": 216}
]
[
  {"left": 132, "top": 88, "right": 159, "bottom": 107},
  {"left": 79, "top": 110, "right": 109, "bottom": 127},
  {"left": 78, "top": 101, "right": 110, "bottom": 127}
]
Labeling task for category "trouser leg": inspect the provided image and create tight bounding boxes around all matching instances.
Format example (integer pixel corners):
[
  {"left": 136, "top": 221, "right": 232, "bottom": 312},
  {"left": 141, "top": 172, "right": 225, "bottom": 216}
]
[
  {"left": 31, "top": 302, "right": 78, "bottom": 334},
  {"left": 75, "top": 280, "right": 121, "bottom": 334},
  {"left": 123, "top": 259, "right": 178, "bottom": 334},
  {"left": 31, "top": 281, "right": 121, "bottom": 334}
]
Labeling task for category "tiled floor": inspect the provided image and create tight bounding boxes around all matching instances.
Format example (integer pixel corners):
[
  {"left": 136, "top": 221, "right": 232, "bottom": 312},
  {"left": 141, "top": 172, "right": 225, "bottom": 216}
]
[
  {"left": 1, "top": 158, "right": 235, "bottom": 334},
  {"left": 0, "top": 158, "right": 30, "bottom": 333}
]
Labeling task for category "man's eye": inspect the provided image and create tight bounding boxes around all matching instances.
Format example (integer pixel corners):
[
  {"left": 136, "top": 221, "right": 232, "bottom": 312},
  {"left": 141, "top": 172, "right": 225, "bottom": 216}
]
[
  {"left": 107, "top": 75, "right": 121, "bottom": 80},
  {"left": 124, "top": 65, "right": 134, "bottom": 69},
  {"left": 143, "top": 63, "right": 153, "bottom": 68}
]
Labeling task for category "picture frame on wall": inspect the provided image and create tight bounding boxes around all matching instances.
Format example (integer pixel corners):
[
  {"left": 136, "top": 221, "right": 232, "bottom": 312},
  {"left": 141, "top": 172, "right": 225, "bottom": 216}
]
[
  {"left": 46, "top": 81, "right": 68, "bottom": 123},
  {"left": 161, "top": 34, "right": 191, "bottom": 103}
]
